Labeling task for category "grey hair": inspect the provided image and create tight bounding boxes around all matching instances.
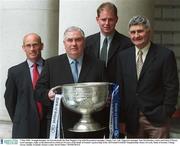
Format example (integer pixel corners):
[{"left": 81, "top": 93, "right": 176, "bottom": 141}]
[
  {"left": 23, "top": 33, "right": 42, "bottom": 45},
  {"left": 128, "top": 15, "right": 151, "bottom": 29},
  {"left": 63, "top": 26, "right": 85, "bottom": 40}
]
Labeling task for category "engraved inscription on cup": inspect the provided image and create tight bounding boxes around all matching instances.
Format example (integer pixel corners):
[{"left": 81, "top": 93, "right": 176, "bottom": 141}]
[{"left": 61, "top": 82, "right": 110, "bottom": 132}]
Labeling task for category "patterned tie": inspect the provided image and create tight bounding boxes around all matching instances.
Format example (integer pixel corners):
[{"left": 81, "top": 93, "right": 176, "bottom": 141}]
[
  {"left": 100, "top": 37, "right": 108, "bottom": 62},
  {"left": 71, "top": 60, "right": 78, "bottom": 83},
  {"left": 136, "top": 50, "right": 143, "bottom": 79},
  {"left": 32, "top": 63, "right": 43, "bottom": 119}
]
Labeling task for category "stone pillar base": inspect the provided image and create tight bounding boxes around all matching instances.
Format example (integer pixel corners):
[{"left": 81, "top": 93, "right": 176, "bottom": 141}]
[{"left": 0, "top": 120, "right": 12, "bottom": 138}]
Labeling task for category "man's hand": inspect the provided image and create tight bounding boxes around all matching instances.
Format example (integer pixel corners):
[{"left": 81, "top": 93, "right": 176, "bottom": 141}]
[
  {"left": 48, "top": 89, "right": 56, "bottom": 101},
  {"left": 120, "top": 122, "right": 126, "bottom": 135}
]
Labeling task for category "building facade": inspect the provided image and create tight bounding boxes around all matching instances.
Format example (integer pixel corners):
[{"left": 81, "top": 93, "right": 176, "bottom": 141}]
[{"left": 0, "top": 0, "right": 179, "bottom": 138}]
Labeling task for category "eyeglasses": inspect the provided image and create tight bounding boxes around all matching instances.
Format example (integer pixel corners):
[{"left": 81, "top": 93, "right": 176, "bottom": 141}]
[{"left": 24, "top": 43, "right": 40, "bottom": 49}]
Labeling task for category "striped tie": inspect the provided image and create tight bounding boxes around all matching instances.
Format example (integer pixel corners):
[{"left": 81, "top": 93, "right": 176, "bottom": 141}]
[
  {"left": 100, "top": 37, "right": 108, "bottom": 63},
  {"left": 136, "top": 50, "right": 143, "bottom": 79}
]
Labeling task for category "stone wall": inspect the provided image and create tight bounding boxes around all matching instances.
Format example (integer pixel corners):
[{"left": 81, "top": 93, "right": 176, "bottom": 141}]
[
  {"left": 154, "top": 0, "right": 180, "bottom": 138},
  {"left": 154, "top": 0, "right": 180, "bottom": 108},
  {"left": 0, "top": 0, "right": 59, "bottom": 138}
]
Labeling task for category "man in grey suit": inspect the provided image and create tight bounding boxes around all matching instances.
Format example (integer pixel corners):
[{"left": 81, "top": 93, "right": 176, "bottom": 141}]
[
  {"left": 85, "top": 2, "right": 132, "bottom": 83},
  {"left": 35, "top": 26, "right": 107, "bottom": 138},
  {"left": 116, "top": 15, "right": 179, "bottom": 138},
  {"left": 4, "top": 33, "right": 46, "bottom": 138}
]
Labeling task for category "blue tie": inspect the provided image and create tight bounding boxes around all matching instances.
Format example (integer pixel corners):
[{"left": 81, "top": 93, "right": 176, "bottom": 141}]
[{"left": 71, "top": 60, "right": 78, "bottom": 82}]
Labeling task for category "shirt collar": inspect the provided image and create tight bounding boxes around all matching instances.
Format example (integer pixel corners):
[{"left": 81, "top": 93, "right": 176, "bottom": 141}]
[
  {"left": 27, "top": 58, "right": 43, "bottom": 68},
  {"left": 100, "top": 32, "right": 114, "bottom": 44},
  {"left": 135, "top": 42, "right": 151, "bottom": 56},
  {"left": 67, "top": 55, "right": 83, "bottom": 65}
]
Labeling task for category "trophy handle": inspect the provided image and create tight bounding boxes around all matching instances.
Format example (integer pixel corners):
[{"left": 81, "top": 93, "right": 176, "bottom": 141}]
[{"left": 51, "top": 85, "right": 62, "bottom": 94}]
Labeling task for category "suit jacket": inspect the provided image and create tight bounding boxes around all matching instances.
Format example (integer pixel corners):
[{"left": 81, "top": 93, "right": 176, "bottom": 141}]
[
  {"left": 4, "top": 61, "right": 40, "bottom": 138},
  {"left": 35, "top": 53, "right": 107, "bottom": 138},
  {"left": 85, "top": 30, "right": 132, "bottom": 82},
  {"left": 116, "top": 43, "right": 179, "bottom": 134}
]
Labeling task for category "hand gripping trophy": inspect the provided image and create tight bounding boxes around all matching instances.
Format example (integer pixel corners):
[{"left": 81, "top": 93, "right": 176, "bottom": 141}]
[{"left": 50, "top": 82, "right": 120, "bottom": 138}]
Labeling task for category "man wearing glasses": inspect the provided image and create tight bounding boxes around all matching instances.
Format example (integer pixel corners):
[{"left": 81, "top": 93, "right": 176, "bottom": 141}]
[{"left": 4, "top": 33, "right": 47, "bottom": 138}]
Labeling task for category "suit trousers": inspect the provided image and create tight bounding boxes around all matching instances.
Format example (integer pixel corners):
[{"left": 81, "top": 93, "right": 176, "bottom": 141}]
[
  {"left": 127, "top": 112, "right": 170, "bottom": 138},
  {"left": 39, "top": 117, "right": 47, "bottom": 138}
]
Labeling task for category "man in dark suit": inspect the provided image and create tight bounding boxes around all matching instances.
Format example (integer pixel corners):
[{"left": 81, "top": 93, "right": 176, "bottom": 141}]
[
  {"left": 85, "top": 2, "right": 132, "bottom": 83},
  {"left": 4, "top": 33, "right": 47, "bottom": 138},
  {"left": 116, "top": 15, "right": 179, "bottom": 138},
  {"left": 35, "top": 26, "right": 107, "bottom": 138}
]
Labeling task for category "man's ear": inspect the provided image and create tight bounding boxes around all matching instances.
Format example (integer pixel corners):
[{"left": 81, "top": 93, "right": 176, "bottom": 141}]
[
  {"left": 41, "top": 43, "right": 44, "bottom": 50},
  {"left": 22, "top": 45, "right": 25, "bottom": 51}
]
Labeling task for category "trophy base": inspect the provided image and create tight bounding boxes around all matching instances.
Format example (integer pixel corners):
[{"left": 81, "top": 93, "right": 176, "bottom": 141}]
[{"left": 68, "top": 122, "right": 106, "bottom": 132}]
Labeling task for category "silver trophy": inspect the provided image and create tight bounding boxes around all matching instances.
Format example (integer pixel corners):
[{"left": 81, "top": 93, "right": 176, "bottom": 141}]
[{"left": 53, "top": 82, "right": 110, "bottom": 132}]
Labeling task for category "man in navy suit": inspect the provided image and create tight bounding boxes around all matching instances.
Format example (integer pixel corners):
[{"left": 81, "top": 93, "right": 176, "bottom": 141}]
[
  {"left": 4, "top": 33, "right": 47, "bottom": 138},
  {"left": 116, "top": 15, "right": 179, "bottom": 138},
  {"left": 35, "top": 26, "right": 107, "bottom": 138},
  {"left": 85, "top": 2, "right": 132, "bottom": 137},
  {"left": 85, "top": 2, "right": 132, "bottom": 83}
]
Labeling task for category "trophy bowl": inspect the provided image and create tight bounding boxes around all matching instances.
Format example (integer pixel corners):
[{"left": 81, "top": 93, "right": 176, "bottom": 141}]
[{"left": 61, "top": 82, "right": 111, "bottom": 132}]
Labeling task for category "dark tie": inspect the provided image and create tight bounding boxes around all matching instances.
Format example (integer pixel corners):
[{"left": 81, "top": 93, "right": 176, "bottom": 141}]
[
  {"left": 32, "top": 63, "right": 43, "bottom": 119},
  {"left": 100, "top": 37, "right": 108, "bottom": 62},
  {"left": 71, "top": 60, "right": 78, "bottom": 82},
  {"left": 136, "top": 50, "right": 143, "bottom": 79}
]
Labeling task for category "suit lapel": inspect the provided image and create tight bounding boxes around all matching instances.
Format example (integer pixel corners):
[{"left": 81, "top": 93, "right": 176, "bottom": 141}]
[
  {"left": 139, "top": 43, "right": 157, "bottom": 79},
  {"left": 63, "top": 55, "right": 75, "bottom": 82},
  {"left": 24, "top": 59, "right": 45, "bottom": 90},
  {"left": 108, "top": 31, "right": 119, "bottom": 61},
  {"left": 129, "top": 47, "right": 138, "bottom": 83},
  {"left": 78, "top": 54, "right": 91, "bottom": 82},
  {"left": 23, "top": 61, "right": 34, "bottom": 90},
  {"left": 94, "top": 33, "right": 100, "bottom": 57},
  {"left": 22, "top": 61, "right": 36, "bottom": 113}
]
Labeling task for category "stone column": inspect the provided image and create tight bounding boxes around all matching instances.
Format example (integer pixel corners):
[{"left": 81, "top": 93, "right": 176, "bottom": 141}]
[
  {"left": 59, "top": 0, "right": 154, "bottom": 53},
  {"left": 0, "top": 0, "right": 59, "bottom": 138},
  {"left": 115, "top": 0, "right": 154, "bottom": 36}
]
